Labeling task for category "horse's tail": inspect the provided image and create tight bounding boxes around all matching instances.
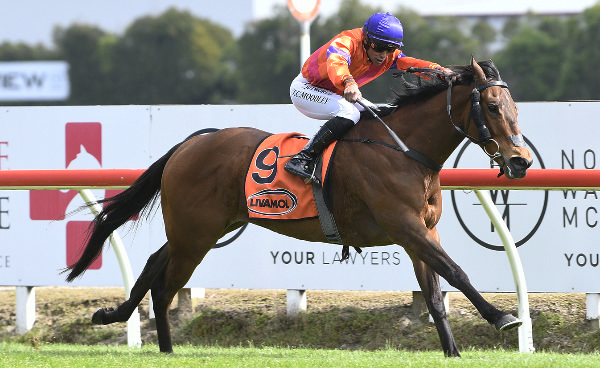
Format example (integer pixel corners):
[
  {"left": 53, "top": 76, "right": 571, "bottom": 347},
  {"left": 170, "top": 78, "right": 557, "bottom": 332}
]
[{"left": 65, "top": 128, "right": 219, "bottom": 282}]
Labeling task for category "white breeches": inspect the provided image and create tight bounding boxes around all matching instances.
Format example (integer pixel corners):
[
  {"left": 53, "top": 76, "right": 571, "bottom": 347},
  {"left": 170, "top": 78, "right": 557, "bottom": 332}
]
[{"left": 289, "top": 74, "right": 363, "bottom": 123}]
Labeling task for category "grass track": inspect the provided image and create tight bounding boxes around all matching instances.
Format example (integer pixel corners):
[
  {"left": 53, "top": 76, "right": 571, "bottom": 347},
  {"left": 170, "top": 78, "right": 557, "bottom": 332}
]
[{"left": 1, "top": 343, "right": 600, "bottom": 367}]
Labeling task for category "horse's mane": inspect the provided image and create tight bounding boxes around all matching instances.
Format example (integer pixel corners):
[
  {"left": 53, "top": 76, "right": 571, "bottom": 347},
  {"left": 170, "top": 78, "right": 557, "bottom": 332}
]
[{"left": 363, "top": 59, "right": 502, "bottom": 118}]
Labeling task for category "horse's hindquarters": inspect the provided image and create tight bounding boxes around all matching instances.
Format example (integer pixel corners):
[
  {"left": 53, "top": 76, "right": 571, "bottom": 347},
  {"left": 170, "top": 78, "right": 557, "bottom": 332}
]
[{"left": 161, "top": 128, "right": 269, "bottom": 247}]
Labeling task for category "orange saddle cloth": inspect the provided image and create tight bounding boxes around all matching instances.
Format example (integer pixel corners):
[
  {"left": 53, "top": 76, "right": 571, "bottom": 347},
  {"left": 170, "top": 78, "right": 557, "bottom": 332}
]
[{"left": 245, "top": 132, "right": 337, "bottom": 220}]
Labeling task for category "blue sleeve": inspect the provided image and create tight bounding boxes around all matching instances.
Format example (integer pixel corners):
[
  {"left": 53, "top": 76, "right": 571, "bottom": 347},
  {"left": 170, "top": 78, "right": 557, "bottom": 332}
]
[{"left": 389, "top": 52, "right": 407, "bottom": 70}]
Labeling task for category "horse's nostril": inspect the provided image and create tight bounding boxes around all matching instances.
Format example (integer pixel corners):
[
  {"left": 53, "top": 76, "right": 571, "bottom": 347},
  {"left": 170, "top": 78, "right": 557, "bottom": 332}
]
[{"left": 510, "top": 156, "right": 532, "bottom": 170}]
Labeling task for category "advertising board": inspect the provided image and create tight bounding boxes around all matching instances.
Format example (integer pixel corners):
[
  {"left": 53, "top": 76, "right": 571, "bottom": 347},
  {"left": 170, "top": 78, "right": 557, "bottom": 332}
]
[
  {"left": 0, "top": 61, "right": 70, "bottom": 101},
  {"left": 0, "top": 102, "right": 598, "bottom": 292}
]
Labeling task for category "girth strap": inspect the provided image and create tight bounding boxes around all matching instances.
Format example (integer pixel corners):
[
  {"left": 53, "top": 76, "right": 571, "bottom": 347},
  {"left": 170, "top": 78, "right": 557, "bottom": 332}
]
[{"left": 311, "top": 155, "right": 362, "bottom": 261}]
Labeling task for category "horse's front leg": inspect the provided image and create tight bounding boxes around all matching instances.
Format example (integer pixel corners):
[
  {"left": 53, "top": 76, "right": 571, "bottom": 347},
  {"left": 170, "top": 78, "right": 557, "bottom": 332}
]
[
  {"left": 407, "top": 228, "right": 460, "bottom": 357},
  {"left": 390, "top": 215, "right": 521, "bottom": 331}
]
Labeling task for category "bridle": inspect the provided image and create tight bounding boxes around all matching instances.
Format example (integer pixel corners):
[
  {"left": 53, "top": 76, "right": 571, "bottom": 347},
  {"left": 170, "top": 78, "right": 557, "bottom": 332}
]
[
  {"left": 406, "top": 67, "right": 513, "bottom": 166},
  {"left": 358, "top": 66, "right": 525, "bottom": 174},
  {"left": 446, "top": 77, "right": 508, "bottom": 164}
]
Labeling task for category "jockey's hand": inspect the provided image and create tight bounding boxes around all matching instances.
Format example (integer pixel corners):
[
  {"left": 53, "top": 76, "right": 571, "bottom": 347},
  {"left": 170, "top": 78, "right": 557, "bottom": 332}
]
[
  {"left": 433, "top": 65, "right": 455, "bottom": 79},
  {"left": 343, "top": 83, "right": 362, "bottom": 103}
]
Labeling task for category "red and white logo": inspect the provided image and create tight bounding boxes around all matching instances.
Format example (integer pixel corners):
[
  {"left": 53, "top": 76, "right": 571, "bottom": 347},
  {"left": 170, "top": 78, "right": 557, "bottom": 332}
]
[{"left": 29, "top": 123, "right": 123, "bottom": 269}]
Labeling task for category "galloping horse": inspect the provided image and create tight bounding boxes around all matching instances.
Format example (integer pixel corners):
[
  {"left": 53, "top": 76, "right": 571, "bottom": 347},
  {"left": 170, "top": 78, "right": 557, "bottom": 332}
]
[{"left": 66, "top": 58, "right": 532, "bottom": 357}]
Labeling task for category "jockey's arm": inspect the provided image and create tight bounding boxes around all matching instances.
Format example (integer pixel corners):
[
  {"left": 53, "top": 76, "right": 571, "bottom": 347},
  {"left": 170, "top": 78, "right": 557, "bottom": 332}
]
[
  {"left": 326, "top": 50, "right": 363, "bottom": 103},
  {"left": 395, "top": 55, "right": 453, "bottom": 77}
]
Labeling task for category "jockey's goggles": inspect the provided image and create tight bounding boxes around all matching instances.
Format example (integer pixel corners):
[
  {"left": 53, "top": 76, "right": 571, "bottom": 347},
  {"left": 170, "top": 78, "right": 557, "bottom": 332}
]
[{"left": 370, "top": 39, "right": 399, "bottom": 53}]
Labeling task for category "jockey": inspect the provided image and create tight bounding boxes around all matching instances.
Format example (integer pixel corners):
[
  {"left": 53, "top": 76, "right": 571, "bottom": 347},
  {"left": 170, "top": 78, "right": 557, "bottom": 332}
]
[{"left": 286, "top": 12, "right": 453, "bottom": 184}]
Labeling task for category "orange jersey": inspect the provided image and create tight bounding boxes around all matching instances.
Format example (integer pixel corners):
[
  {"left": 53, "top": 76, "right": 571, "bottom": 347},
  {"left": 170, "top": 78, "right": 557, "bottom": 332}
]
[{"left": 302, "top": 28, "right": 441, "bottom": 95}]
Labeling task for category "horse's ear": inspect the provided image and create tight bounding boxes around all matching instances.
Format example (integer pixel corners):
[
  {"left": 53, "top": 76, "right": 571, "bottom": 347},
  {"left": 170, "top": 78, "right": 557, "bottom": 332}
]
[{"left": 470, "top": 56, "right": 486, "bottom": 84}]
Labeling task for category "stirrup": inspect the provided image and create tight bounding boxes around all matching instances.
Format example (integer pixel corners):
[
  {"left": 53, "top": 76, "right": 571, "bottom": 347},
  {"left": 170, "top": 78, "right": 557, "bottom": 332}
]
[
  {"left": 285, "top": 156, "right": 320, "bottom": 185},
  {"left": 303, "top": 162, "right": 320, "bottom": 185}
]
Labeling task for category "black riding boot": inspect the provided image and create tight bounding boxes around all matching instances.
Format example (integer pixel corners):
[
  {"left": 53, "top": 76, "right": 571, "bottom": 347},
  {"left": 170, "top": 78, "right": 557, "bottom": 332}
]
[{"left": 285, "top": 116, "right": 354, "bottom": 184}]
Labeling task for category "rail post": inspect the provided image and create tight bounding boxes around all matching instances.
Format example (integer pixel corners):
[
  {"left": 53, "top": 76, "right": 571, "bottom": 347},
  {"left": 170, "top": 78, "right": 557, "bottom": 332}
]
[
  {"left": 287, "top": 289, "right": 307, "bottom": 317},
  {"left": 475, "top": 189, "right": 534, "bottom": 353},
  {"left": 15, "top": 286, "right": 36, "bottom": 334},
  {"left": 78, "top": 189, "right": 141, "bottom": 347}
]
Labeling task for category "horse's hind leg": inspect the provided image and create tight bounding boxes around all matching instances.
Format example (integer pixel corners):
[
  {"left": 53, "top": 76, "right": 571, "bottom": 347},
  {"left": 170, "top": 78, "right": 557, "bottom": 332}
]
[
  {"left": 149, "top": 238, "right": 215, "bottom": 353},
  {"left": 409, "top": 253, "right": 460, "bottom": 357},
  {"left": 91, "top": 242, "right": 169, "bottom": 325},
  {"left": 150, "top": 263, "right": 173, "bottom": 353}
]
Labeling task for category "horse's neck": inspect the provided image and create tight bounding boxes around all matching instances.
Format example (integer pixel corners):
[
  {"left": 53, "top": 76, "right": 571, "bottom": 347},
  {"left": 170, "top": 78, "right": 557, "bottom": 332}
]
[{"left": 386, "top": 88, "right": 470, "bottom": 167}]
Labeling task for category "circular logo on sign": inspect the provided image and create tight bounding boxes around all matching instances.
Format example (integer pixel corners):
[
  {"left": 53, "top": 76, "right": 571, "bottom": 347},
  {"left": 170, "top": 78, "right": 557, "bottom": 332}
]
[{"left": 450, "top": 136, "right": 548, "bottom": 251}]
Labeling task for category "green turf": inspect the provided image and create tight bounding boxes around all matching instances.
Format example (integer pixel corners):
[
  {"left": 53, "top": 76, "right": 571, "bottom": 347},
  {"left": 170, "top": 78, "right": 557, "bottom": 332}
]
[{"left": 1, "top": 343, "right": 600, "bottom": 368}]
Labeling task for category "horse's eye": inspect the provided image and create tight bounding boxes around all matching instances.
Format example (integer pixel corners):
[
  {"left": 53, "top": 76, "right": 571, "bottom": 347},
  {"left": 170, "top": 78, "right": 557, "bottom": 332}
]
[{"left": 488, "top": 103, "right": 500, "bottom": 114}]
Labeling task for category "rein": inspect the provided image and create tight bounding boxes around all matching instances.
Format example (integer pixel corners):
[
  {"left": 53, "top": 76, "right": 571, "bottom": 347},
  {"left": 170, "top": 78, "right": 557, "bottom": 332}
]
[
  {"left": 353, "top": 67, "right": 513, "bottom": 173},
  {"left": 340, "top": 137, "right": 442, "bottom": 172},
  {"left": 356, "top": 98, "right": 442, "bottom": 172}
]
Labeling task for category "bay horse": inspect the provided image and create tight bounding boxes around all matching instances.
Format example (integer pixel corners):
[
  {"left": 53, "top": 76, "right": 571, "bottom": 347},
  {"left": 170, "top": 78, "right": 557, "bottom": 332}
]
[{"left": 65, "top": 57, "right": 532, "bottom": 357}]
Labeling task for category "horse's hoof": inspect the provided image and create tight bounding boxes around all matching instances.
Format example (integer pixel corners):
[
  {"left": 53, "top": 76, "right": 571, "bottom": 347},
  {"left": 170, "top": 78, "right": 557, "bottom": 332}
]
[
  {"left": 495, "top": 314, "right": 522, "bottom": 331},
  {"left": 91, "top": 308, "right": 105, "bottom": 324},
  {"left": 92, "top": 307, "right": 114, "bottom": 325}
]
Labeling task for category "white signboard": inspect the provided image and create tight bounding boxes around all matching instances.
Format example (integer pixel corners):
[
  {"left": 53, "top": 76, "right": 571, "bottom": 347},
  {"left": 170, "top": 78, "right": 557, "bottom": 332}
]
[
  {"left": 439, "top": 102, "right": 600, "bottom": 293},
  {"left": 0, "top": 61, "right": 70, "bottom": 101},
  {"left": 0, "top": 102, "right": 599, "bottom": 293}
]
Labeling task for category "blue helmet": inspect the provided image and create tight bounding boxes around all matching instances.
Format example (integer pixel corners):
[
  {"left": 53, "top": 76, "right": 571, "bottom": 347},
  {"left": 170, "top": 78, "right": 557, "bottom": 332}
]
[{"left": 362, "top": 12, "right": 404, "bottom": 48}]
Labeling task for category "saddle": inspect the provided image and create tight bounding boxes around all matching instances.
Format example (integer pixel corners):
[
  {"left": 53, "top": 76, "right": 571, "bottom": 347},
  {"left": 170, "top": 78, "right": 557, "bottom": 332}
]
[
  {"left": 245, "top": 133, "right": 333, "bottom": 220},
  {"left": 244, "top": 133, "right": 361, "bottom": 260}
]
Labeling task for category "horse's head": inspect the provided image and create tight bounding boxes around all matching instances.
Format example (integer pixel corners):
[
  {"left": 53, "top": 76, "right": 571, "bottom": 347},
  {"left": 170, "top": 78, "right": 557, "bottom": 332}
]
[
  {"left": 457, "top": 57, "right": 533, "bottom": 179},
  {"left": 374, "top": 57, "right": 532, "bottom": 178}
]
